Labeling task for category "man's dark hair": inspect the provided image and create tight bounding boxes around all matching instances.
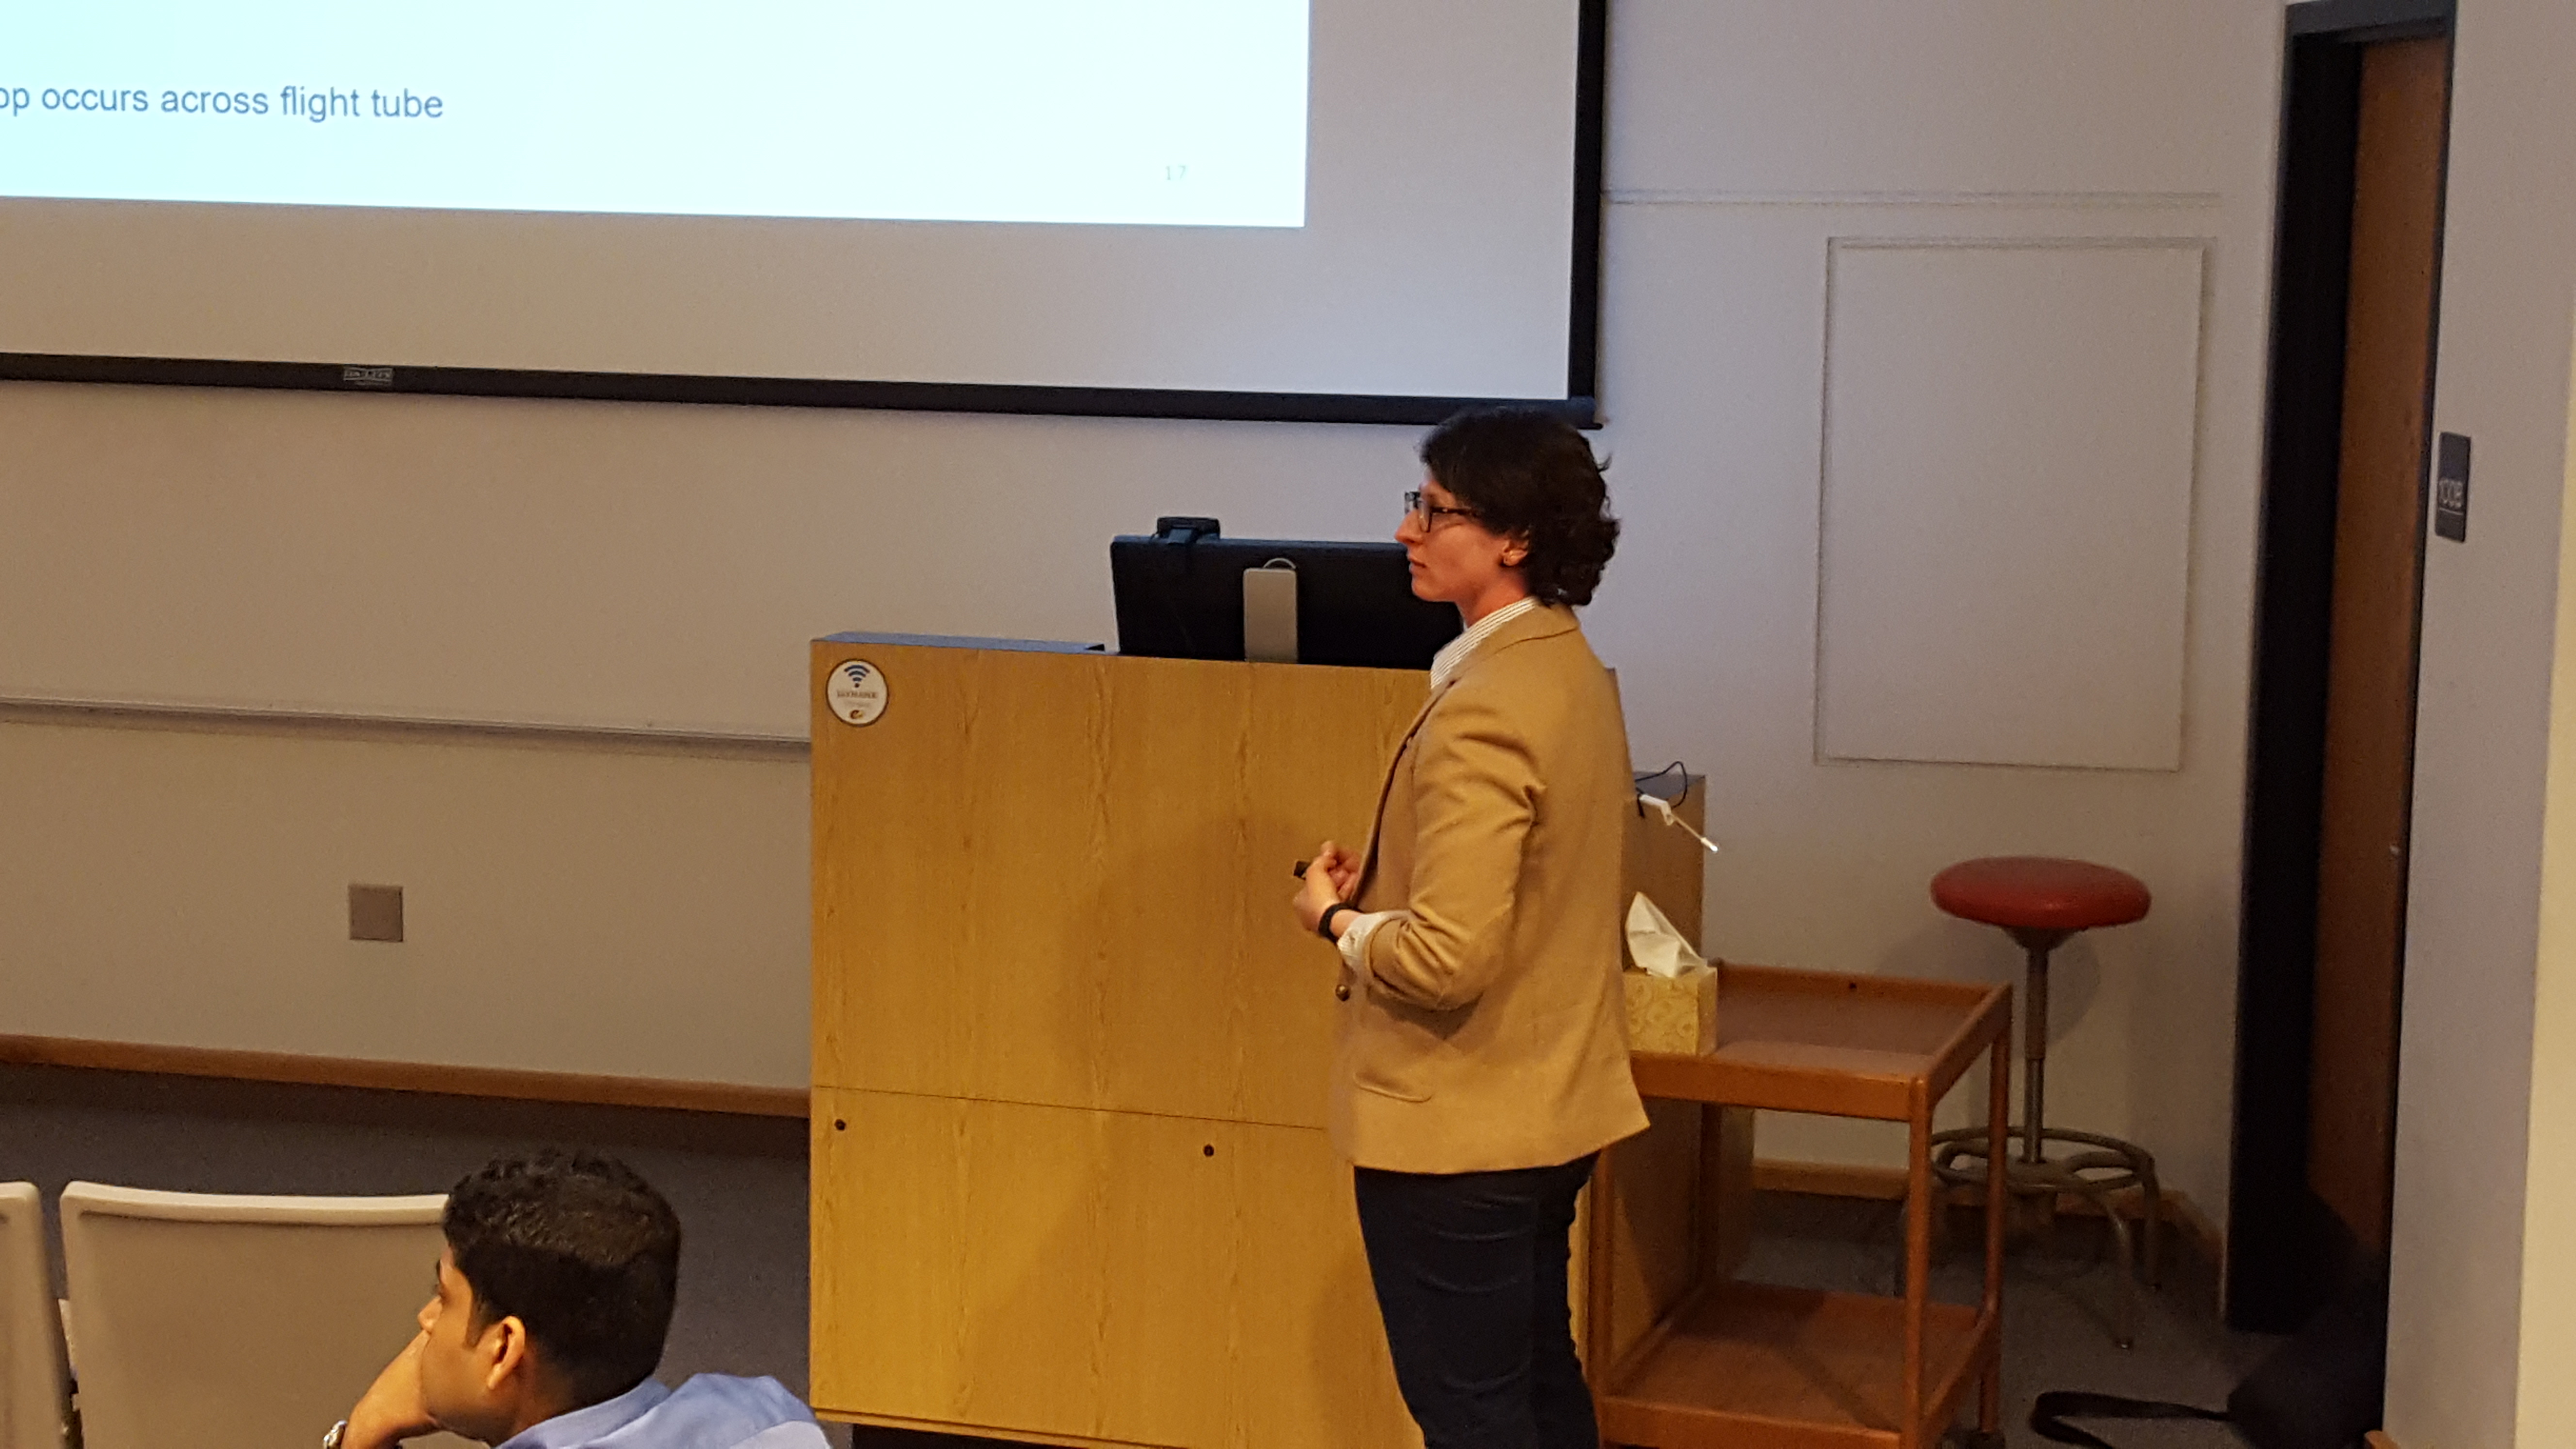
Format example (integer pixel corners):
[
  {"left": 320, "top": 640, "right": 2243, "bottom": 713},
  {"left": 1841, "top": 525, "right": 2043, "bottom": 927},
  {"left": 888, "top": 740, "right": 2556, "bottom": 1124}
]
[
  {"left": 1418, "top": 407, "right": 1620, "bottom": 607},
  {"left": 444, "top": 1149, "right": 681, "bottom": 1407}
]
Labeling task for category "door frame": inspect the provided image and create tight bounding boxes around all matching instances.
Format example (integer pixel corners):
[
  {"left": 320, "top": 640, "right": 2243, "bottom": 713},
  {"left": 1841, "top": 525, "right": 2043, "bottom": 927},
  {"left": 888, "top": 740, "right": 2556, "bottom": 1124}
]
[{"left": 2227, "top": 0, "right": 2454, "bottom": 1333}]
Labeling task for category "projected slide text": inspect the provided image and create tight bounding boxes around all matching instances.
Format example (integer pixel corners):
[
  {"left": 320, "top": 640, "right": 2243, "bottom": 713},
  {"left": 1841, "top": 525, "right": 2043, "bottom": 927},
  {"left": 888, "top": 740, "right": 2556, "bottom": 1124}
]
[{"left": 0, "top": 1, "right": 1310, "bottom": 226}]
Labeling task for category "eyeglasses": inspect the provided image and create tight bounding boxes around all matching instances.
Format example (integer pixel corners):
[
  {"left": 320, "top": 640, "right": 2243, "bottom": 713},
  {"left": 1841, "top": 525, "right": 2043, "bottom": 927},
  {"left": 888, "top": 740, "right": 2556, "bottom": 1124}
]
[{"left": 1403, "top": 490, "right": 1481, "bottom": 528}]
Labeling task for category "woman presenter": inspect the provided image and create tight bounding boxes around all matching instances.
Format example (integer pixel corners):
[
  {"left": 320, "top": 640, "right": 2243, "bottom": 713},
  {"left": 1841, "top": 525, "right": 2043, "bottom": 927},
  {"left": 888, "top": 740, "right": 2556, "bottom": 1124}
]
[{"left": 1292, "top": 406, "right": 1648, "bottom": 1449}]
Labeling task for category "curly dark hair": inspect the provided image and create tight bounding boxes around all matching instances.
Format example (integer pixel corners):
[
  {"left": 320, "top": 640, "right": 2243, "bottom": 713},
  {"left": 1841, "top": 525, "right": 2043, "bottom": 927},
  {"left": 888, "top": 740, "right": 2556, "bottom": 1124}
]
[
  {"left": 444, "top": 1149, "right": 681, "bottom": 1407},
  {"left": 1418, "top": 407, "right": 1619, "bottom": 607}
]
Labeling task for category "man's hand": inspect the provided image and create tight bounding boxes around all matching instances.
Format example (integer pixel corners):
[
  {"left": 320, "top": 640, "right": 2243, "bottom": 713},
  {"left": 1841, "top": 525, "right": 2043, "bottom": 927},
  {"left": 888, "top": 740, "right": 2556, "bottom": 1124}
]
[
  {"left": 1294, "top": 840, "right": 1357, "bottom": 935},
  {"left": 345, "top": 1332, "right": 439, "bottom": 1449}
]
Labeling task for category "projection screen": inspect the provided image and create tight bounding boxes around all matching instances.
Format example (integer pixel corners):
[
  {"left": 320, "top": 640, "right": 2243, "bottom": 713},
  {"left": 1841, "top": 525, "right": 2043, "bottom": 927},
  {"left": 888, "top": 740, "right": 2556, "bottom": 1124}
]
[{"left": 0, "top": 0, "right": 1604, "bottom": 421}]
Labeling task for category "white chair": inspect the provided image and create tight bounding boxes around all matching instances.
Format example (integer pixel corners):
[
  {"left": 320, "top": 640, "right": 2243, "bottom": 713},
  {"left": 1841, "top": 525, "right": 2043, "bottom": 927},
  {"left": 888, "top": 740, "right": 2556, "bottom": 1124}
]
[
  {"left": 59, "top": 1184, "right": 468, "bottom": 1449},
  {"left": 0, "top": 1185, "right": 70, "bottom": 1449}
]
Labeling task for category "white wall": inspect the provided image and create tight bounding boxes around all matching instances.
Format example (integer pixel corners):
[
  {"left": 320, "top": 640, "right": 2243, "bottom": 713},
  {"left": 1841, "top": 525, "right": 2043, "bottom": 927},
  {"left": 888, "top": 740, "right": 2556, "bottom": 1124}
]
[
  {"left": 0, "top": 716, "right": 812, "bottom": 1085},
  {"left": 1589, "top": 1, "right": 2279, "bottom": 1205},
  {"left": 0, "top": 389, "right": 1422, "bottom": 735},
  {"left": 0, "top": 2, "right": 2282, "bottom": 1221},
  {"left": 2381, "top": 0, "right": 2576, "bottom": 1443},
  {"left": 2515, "top": 331, "right": 2576, "bottom": 1449}
]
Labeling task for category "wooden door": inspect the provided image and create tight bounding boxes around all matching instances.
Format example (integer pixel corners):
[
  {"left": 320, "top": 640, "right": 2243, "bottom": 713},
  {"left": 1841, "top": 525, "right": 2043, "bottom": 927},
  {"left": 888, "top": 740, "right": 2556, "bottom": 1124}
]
[{"left": 2305, "top": 36, "right": 2447, "bottom": 1256}]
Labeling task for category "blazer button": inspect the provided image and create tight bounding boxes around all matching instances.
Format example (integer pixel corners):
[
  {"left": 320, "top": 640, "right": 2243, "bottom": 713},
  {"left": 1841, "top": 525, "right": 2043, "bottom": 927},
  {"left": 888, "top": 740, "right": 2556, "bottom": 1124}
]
[{"left": 1335, "top": 983, "right": 1351, "bottom": 1001}]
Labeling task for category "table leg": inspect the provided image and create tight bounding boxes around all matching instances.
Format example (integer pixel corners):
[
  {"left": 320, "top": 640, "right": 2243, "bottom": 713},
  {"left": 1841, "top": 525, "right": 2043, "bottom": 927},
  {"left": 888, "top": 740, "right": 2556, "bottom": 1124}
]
[
  {"left": 1983, "top": 1032, "right": 2009, "bottom": 1436},
  {"left": 1903, "top": 1089, "right": 1931, "bottom": 1449}
]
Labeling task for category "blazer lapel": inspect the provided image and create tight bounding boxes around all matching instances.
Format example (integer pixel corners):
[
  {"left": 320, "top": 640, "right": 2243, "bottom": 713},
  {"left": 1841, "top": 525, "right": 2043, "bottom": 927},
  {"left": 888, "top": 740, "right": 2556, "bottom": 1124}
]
[
  {"left": 1352, "top": 684, "right": 1447, "bottom": 902},
  {"left": 1348, "top": 604, "right": 1578, "bottom": 901}
]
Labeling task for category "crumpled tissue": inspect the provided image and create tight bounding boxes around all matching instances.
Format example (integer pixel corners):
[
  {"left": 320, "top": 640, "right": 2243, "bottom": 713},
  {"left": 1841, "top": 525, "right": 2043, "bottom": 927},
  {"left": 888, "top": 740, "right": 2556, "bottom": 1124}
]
[{"left": 1626, "top": 892, "right": 1708, "bottom": 980}]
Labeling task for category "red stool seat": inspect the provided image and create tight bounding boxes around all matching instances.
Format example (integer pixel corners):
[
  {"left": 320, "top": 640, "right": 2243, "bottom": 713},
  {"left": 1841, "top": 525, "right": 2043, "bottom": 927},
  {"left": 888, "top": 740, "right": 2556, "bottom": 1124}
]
[
  {"left": 1932, "top": 856, "right": 2150, "bottom": 934},
  {"left": 1928, "top": 854, "right": 2159, "bottom": 1345}
]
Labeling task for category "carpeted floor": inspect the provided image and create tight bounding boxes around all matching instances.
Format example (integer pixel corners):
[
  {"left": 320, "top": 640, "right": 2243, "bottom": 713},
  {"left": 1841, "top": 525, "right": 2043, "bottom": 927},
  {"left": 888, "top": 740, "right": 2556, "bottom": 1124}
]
[
  {"left": 1735, "top": 1192, "right": 2277, "bottom": 1449},
  {"left": 0, "top": 1064, "right": 2276, "bottom": 1448}
]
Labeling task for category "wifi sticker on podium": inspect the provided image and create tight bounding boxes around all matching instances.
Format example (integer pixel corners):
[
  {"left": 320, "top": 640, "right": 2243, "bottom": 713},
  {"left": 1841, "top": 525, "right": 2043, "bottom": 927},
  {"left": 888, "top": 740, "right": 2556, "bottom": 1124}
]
[{"left": 827, "top": 660, "right": 889, "bottom": 726}]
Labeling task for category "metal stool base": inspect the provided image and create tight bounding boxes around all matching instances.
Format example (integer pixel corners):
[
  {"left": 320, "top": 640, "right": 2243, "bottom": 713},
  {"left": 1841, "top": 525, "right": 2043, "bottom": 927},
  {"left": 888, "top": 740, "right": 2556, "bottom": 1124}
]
[{"left": 1931, "top": 1125, "right": 2161, "bottom": 1348}]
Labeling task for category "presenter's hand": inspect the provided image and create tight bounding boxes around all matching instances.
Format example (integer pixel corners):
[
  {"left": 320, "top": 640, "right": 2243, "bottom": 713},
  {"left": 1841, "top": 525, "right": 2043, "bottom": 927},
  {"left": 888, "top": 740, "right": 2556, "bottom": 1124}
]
[
  {"left": 1294, "top": 840, "right": 1353, "bottom": 934},
  {"left": 345, "top": 1331, "right": 438, "bottom": 1449},
  {"left": 1323, "top": 845, "right": 1362, "bottom": 898}
]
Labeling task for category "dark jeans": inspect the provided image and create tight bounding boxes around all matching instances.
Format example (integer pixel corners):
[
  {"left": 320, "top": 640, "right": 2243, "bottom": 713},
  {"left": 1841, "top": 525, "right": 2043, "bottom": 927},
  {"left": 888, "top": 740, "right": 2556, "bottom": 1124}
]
[{"left": 1352, "top": 1155, "right": 1599, "bottom": 1449}]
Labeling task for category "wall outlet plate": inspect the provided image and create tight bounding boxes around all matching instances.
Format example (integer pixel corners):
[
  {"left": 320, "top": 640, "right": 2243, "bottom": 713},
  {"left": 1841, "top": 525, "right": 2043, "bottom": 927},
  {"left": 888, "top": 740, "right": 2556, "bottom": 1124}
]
[{"left": 349, "top": 883, "right": 404, "bottom": 943}]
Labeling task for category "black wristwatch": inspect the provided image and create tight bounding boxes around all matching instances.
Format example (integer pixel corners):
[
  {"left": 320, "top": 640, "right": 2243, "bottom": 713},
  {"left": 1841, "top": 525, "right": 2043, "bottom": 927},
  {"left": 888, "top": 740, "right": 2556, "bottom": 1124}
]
[{"left": 1318, "top": 903, "right": 1357, "bottom": 941}]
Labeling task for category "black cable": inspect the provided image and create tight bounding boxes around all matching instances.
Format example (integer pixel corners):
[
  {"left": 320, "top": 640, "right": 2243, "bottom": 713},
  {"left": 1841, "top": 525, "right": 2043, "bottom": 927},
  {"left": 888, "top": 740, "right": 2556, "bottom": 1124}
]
[{"left": 1632, "top": 759, "right": 1691, "bottom": 815}]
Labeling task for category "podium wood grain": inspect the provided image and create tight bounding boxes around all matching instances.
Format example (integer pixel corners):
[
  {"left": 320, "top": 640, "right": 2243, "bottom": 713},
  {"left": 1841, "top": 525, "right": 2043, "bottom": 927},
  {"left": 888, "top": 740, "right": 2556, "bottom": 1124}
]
[
  {"left": 813, "top": 644, "right": 1419, "bottom": 1123},
  {"left": 811, "top": 641, "right": 1423, "bottom": 1447},
  {"left": 812, "top": 1089, "right": 1414, "bottom": 1448},
  {"left": 1624, "top": 774, "right": 1707, "bottom": 947}
]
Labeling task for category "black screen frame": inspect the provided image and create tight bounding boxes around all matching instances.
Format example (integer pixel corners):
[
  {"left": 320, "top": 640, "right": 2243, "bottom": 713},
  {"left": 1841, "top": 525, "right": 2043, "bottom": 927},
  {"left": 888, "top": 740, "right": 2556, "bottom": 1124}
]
[
  {"left": 0, "top": 0, "right": 1609, "bottom": 428},
  {"left": 1111, "top": 531, "right": 1462, "bottom": 669}
]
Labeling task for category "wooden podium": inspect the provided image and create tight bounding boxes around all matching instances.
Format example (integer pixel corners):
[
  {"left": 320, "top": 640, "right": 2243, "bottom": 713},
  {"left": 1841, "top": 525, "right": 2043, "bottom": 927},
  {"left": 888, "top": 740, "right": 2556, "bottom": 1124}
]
[{"left": 808, "top": 632, "right": 1738, "bottom": 1449}]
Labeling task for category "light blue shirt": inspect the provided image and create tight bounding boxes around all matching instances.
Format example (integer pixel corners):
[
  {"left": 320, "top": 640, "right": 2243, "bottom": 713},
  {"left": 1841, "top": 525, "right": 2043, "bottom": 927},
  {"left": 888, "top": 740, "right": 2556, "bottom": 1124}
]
[{"left": 495, "top": 1376, "right": 828, "bottom": 1449}]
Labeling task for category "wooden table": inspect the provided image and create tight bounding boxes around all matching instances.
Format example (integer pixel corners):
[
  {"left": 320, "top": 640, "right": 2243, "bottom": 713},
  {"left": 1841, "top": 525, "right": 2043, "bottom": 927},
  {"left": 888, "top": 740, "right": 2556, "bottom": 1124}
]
[{"left": 1591, "top": 964, "right": 2013, "bottom": 1449}]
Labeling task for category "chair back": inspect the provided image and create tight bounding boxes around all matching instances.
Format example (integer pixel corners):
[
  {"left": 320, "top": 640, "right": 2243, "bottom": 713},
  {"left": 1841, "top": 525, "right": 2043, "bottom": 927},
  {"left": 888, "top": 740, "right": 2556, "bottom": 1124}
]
[
  {"left": 59, "top": 1184, "right": 468, "bottom": 1449},
  {"left": 0, "top": 1185, "right": 69, "bottom": 1449}
]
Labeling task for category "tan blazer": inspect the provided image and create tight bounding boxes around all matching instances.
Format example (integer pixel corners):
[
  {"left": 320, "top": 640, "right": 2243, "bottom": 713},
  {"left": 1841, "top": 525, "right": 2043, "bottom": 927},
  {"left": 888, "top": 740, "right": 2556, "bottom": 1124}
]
[{"left": 1332, "top": 603, "right": 1649, "bottom": 1174}]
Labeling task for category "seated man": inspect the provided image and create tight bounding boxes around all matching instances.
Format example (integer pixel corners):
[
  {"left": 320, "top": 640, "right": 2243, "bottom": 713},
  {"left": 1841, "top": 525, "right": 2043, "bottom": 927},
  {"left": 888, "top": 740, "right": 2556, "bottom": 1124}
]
[{"left": 333, "top": 1150, "right": 827, "bottom": 1449}]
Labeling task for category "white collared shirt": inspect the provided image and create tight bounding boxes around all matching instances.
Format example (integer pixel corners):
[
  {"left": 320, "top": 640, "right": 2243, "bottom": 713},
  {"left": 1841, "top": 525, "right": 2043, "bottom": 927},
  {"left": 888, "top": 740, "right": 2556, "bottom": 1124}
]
[
  {"left": 1428, "top": 595, "right": 1541, "bottom": 694},
  {"left": 1338, "top": 596, "right": 1544, "bottom": 967}
]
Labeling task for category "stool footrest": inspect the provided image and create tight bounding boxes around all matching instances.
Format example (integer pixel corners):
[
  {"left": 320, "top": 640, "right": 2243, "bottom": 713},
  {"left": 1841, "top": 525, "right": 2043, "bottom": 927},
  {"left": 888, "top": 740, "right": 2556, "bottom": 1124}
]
[{"left": 1925, "top": 1124, "right": 2164, "bottom": 1348}]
